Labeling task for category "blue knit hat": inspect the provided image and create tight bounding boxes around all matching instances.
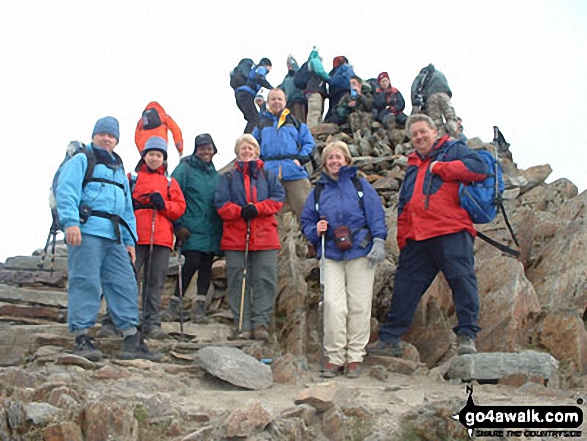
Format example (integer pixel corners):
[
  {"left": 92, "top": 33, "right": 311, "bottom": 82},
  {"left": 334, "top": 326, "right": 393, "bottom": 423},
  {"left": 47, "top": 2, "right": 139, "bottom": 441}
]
[
  {"left": 92, "top": 116, "right": 120, "bottom": 142},
  {"left": 142, "top": 136, "right": 168, "bottom": 160}
]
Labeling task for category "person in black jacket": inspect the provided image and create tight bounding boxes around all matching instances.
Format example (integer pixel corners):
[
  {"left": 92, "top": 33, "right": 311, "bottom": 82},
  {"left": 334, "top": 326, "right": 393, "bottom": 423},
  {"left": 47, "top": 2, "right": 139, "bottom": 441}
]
[{"left": 234, "top": 58, "right": 273, "bottom": 134}]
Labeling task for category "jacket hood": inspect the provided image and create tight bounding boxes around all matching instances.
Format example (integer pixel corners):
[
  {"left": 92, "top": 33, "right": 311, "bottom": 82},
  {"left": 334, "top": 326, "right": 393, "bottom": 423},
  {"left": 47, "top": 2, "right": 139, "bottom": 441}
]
[
  {"left": 143, "top": 101, "right": 166, "bottom": 115},
  {"left": 234, "top": 158, "right": 265, "bottom": 176}
]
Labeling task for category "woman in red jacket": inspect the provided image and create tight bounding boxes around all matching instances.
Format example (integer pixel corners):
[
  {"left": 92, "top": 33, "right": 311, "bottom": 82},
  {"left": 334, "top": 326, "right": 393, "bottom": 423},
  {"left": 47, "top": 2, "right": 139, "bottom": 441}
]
[{"left": 214, "top": 134, "right": 285, "bottom": 340}]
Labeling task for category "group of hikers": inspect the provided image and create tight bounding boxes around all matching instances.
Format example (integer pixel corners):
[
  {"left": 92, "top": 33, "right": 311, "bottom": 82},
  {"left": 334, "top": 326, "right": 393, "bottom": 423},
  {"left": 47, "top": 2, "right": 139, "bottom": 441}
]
[
  {"left": 231, "top": 49, "right": 466, "bottom": 142},
  {"left": 53, "top": 50, "right": 489, "bottom": 378}
]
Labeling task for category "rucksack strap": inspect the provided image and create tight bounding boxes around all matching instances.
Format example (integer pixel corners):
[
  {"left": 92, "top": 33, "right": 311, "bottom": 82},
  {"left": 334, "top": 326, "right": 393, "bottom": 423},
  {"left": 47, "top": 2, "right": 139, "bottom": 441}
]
[
  {"left": 88, "top": 210, "right": 137, "bottom": 245},
  {"left": 90, "top": 177, "right": 125, "bottom": 191},
  {"left": 476, "top": 231, "right": 519, "bottom": 257}
]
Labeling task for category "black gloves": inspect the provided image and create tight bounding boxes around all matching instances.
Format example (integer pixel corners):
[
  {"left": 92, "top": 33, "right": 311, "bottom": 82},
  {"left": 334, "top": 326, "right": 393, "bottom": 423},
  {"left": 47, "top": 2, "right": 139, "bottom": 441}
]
[
  {"left": 150, "top": 192, "right": 165, "bottom": 210},
  {"left": 240, "top": 204, "right": 258, "bottom": 221}
]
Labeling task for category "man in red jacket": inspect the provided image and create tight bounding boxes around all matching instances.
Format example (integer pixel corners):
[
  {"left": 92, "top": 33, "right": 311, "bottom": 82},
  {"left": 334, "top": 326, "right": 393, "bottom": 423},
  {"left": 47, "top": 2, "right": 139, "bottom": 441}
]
[{"left": 367, "top": 114, "right": 488, "bottom": 357}]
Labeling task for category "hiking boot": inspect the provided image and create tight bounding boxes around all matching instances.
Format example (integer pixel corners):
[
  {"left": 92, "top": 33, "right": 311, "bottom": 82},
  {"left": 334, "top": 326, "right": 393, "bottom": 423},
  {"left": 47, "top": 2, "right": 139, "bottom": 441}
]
[
  {"left": 365, "top": 339, "right": 402, "bottom": 357},
  {"left": 143, "top": 326, "right": 167, "bottom": 340},
  {"left": 457, "top": 334, "right": 477, "bottom": 355},
  {"left": 320, "top": 363, "right": 344, "bottom": 378},
  {"left": 73, "top": 334, "right": 103, "bottom": 362},
  {"left": 95, "top": 323, "right": 118, "bottom": 339},
  {"left": 227, "top": 329, "right": 252, "bottom": 340},
  {"left": 345, "top": 362, "right": 362, "bottom": 379},
  {"left": 161, "top": 297, "right": 189, "bottom": 322},
  {"left": 119, "top": 332, "right": 163, "bottom": 362},
  {"left": 253, "top": 325, "right": 270, "bottom": 342},
  {"left": 191, "top": 300, "right": 209, "bottom": 324}
]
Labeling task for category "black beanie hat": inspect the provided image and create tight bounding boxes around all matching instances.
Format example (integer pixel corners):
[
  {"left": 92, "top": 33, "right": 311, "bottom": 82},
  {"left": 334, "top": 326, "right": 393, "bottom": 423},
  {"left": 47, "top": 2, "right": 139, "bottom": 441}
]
[
  {"left": 259, "top": 57, "right": 272, "bottom": 67},
  {"left": 194, "top": 133, "right": 218, "bottom": 154}
]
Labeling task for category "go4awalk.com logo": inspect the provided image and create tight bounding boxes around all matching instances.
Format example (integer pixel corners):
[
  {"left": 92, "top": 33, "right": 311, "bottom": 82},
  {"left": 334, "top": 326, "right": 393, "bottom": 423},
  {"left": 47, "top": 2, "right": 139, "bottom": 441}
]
[{"left": 451, "top": 385, "right": 584, "bottom": 438}]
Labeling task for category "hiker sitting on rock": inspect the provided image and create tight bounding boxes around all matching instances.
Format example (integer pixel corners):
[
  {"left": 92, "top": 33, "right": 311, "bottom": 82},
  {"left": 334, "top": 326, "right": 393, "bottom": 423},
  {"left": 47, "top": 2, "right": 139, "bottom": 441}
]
[
  {"left": 301, "top": 141, "right": 387, "bottom": 378},
  {"left": 135, "top": 101, "right": 184, "bottom": 158},
  {"left": 164, "top": 134, "right": 223, "bottom": 324},
  {"left": 367, "top": 114, "right": 488, "bottom": 358},
  {"left": 55, "top": 117, "right": 162, "bottom": 362},
  {"left": 372, "top": 71, "right": 408, "bottom": 128},
  {"left": 328, "top": 75, "right": 374, "bottom": 134},
  {"left": 214, "top": 134, "right": 285, "bottom": 341}
]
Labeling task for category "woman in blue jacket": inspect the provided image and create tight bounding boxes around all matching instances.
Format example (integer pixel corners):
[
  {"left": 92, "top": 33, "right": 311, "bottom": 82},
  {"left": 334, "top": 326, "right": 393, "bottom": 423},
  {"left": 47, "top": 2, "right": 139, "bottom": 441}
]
[{"left": 301, "top": 141, "right": 387, "bottom": 378}]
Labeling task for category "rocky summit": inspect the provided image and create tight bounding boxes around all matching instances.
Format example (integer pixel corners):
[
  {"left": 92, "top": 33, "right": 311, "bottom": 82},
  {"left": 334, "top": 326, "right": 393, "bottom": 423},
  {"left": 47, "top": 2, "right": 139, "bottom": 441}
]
[{"left": 0, "top": 120, "right": 586, "bottom": 440}]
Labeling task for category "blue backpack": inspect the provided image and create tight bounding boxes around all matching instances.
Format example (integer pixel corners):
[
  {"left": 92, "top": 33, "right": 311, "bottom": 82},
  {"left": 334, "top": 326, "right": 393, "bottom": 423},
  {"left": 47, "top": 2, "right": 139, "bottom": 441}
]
[
  {"left": 442, "top": 132, "right": 519, "bottom": 257},
  {"left": 458, "top": 149, "right": 504, "bottom": 224}
]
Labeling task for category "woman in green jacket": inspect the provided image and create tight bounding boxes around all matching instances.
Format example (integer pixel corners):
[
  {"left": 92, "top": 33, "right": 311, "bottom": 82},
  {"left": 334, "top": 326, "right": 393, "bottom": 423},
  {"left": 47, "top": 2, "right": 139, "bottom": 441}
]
[{"left": 164, "top": 133, "right": 223, "bottom": 322}]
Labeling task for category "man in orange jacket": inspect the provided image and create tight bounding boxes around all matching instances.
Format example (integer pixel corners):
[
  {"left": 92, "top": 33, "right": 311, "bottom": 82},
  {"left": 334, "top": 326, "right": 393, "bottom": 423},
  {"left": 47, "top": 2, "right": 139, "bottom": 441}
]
[{"left": 135, "top": 101, "right": 184, "bottom": 157}]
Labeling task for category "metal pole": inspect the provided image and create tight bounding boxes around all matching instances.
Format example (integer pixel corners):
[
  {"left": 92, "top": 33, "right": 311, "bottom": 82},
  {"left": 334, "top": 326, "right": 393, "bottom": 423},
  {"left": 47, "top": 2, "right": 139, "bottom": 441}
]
[{"left": 238, "top": 220, "right": 252, "bottom": 334}]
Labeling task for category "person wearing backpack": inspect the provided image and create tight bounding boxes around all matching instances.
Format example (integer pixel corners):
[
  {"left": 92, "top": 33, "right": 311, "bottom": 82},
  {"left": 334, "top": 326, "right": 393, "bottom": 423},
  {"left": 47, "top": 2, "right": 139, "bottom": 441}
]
[
  {"left": 324, "top": 56, "right": 355, "bottom": 123},
  {"left": 214, "top": 134, "right": 285, "bottom": 341},
  {"left": 135, "top": 101, "right": 184, "bottom": 157},
  {"left": 233, "top": 58, "right": 274, "bottom": 134},
  {"left": 296, "top": 48, "right": 329, "bottom": 128},
  {"left": 410, "top": 64, "right": 459, "bottom": 138},
  {"left": 366, "top": 114, "right": 488, "bottom": 358},
  {"left": 278, "top": 55, "right": 307, "bottom": 122},
  {"left": 163, "top": 134, "right": 223, "bottom": 323},
  {"left": 252, "top": 88, "right": 316, "bottom": 221},
  {"left": 301, "top": 141, "right": 387, "bottom": 378},
  {"left": 55, "top": 116, "right": 162, "bottom": 362}
]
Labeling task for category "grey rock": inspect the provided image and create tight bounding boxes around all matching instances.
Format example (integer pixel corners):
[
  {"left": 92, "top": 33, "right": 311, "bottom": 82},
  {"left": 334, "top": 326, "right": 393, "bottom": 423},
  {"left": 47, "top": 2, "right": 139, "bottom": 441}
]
[
  {"left": 5, "top": 255, "right": 68, "bottom": 272},
  {"left": 446, "top": 351, "right": 559, "bottom": 383},
  {"left": 0, "top": 285, "right": 68, "bottom": 308},
  {"left": 24, "top": 402, "right": 61, "bottom": 425},
  {"left": 196, "top": 346, "right": 273, "bottom": 390}
]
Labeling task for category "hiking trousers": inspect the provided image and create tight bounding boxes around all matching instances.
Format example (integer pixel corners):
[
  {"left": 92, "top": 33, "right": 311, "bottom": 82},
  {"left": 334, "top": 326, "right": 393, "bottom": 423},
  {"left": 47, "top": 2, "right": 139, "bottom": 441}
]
[
  {"left": 225, "top": 250, "right": 278, "bottom": 331},
  {"left": 235, "top": 90, "right": 260, "bottom": 134},
  {"left": 378, "top": 231, "right": 481, "bottom": 342},
  {"left": 306, "top": 93, "right": 324, "bottom": 128},
  {"left": 425, "top": 92, "right": 459, "bottom": 138},
  {"left": 136, "top": 245, "right": 170, "bottom": 330},
  {"left": 323, "top": 256, "right": 375, "bottom": 366},
  {"left": 174, "top": 250, "right": 214, "bottom": 302},
  {"left": 67, "top": 234, "right": 139, "bottom": 333},
  {"left": 281, "top": 178, "right": 312, "bottom": 221}
]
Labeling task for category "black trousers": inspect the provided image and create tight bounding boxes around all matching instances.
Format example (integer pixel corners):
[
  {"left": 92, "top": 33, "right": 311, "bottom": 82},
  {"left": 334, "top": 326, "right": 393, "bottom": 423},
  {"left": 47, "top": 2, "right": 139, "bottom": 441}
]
[
  {"left": 235, "top": 90, "right": 260, "bottom": 134},
  {"left": 174, "top": 250, "right": 214, "bottom": 300}
]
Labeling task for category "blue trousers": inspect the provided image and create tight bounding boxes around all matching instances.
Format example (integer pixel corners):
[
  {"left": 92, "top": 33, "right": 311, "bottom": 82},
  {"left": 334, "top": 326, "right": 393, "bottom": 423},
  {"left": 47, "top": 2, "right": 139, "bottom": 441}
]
[
  {"left": 378, "top": 231, "right": 481, "bottom": 342},
  {"left": 67, "top": 234, "right": 139, "bottom": 333}
]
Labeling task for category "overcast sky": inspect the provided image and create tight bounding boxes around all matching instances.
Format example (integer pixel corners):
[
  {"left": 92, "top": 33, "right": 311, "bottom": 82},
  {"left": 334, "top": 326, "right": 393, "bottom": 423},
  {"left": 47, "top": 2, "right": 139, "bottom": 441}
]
[{"left": 1, "top": 0, "right": 585, "bottom": 263}]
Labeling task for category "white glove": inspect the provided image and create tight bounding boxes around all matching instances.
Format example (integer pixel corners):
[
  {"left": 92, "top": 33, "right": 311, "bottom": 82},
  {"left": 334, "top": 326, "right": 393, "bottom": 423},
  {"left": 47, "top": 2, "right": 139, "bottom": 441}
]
[{"left": 367, "top": 238, "right": 386, "bottom": 265}]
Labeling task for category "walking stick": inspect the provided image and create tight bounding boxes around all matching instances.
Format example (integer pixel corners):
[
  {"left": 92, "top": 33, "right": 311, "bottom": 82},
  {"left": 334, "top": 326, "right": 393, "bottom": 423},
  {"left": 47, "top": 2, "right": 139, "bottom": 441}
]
[
  {"left": 176, "top": 240, "right": 185, "bottom": 339},
  {"left": 238, "top": 219, "right": 252, "bottom": 334},
  {"left": 319, "top": 216, "right": 327, "bottom": 374},
  {"left": 142, "top": 208, "right": 157, "bottom": 329}
]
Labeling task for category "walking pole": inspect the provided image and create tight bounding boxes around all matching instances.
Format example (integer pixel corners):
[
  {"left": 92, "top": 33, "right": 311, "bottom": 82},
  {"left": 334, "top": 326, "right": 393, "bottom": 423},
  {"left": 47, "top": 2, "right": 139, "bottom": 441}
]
[
  {"left": 319, "top": 216, "right": 327, "bottom": 374},
  {"left": 238, "top": 219, "right": 252, "bottom": 335},
  {"left": 176, "top": 240, "right": 185, "bottom": 339},
  {"left": 142, "top": 208, "right": 156, "bottom": 332}
]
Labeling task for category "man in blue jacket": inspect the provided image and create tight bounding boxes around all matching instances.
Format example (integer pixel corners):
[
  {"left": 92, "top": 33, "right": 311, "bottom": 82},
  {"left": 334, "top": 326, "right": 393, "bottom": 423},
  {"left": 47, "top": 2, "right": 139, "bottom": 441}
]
[
  {"left": 253, "top": 88, "right": 316, "bottom": 220},
  {"left": 56, "top": 116, "right": 161, "bottom": 362},
  {"left": 234, "top": 58, "right": 273, "bottom": 134}
]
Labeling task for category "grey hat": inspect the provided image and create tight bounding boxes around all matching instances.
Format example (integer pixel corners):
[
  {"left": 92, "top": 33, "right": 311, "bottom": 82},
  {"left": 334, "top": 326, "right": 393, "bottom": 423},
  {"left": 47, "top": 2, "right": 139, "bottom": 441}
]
[{"left": 194, "top": 133, "right": 217, "bottom": 154}]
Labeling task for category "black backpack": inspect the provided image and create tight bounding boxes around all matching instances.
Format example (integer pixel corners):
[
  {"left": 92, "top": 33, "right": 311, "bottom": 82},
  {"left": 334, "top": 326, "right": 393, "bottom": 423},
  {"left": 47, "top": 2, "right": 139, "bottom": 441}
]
[
  {"left": 230, "top": 58, "right": 255, "bottom": 90},
  {"left": 293, "top": 62, "right": 311, "bottom": 90},
  {"left": 142, "top": 108, "right": 162, "bottom": 130}
]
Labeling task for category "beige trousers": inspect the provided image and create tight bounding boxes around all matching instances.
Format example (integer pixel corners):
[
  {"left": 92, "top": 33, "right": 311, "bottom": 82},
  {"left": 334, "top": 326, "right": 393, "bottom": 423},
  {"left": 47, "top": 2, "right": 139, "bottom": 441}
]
[
  {"left": 281, "top": 178, "right": 312, "bottom": 221},
  {"left": 322, "top": 256, "right": 375, "bottom": 365},
  {"left": 306, "top": 93, "right": 324, "bottom": 128}
]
